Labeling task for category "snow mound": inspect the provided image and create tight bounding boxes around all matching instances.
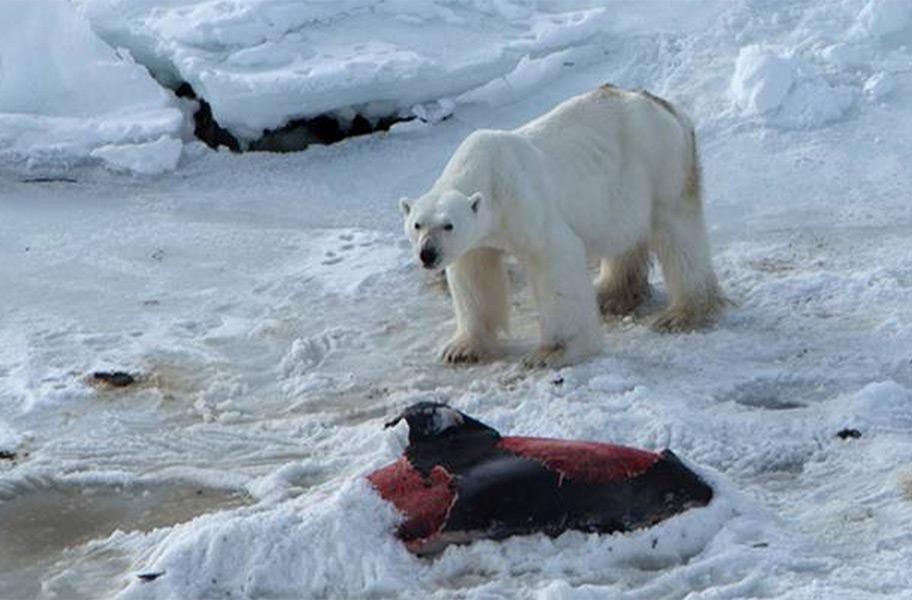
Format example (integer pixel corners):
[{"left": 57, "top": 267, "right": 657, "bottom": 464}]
[
  {"left": 729, "top": 45, "right": 854, "bottom": 129},
  {"left": 0, "top": 420, "right": 19, "bottom": 455},
  {"left": 0, "top": 0, "right": 183, "bottom": 173},
  {"left": 835, "top": 380, "right": 912, "bottom": 432},
  {"left": 117, "top": 479, "right": 420, "bottom": 600},
  {"left": 776, "top": 79, "right": 855, "bottom": 130},
  {"left": 852, "top": 0, "right": 912, "bottom": 39},
  {"left": 729, "top": 46, "right": 796, "bottom": 115},
  {"left": 73, "top": 0, "right": 611, "bottom": 142},
  {"left": 863, "top": 71, "right": 896, "bottom": 100},
  {"left": 90, "top": 135, "right": 183, "bottom": 175}
]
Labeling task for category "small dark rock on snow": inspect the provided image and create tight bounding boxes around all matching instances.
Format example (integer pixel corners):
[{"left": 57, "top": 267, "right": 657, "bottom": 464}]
[
  {"left": 92, "top": 371, "right": 136, "bottom": 387},
  {"left": 836, "top": 428, "right": 862, "bottom": 440}
]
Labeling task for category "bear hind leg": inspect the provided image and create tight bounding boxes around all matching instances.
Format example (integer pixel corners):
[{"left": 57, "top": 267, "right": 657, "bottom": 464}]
[
  {"left": 650, "top": 214, "right": 726, "bottom": 332},
  {"left": 595, "top": 241, "right": 651, "bottom": 317}
]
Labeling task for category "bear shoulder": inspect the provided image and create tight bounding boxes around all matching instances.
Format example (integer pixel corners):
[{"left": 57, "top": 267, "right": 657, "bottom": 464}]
[
  {"left": 461, "top": 128, "right": 522, "bottom": 150},
  {"left": 448, "top": 129, "right": 534, "bottom": 172}
]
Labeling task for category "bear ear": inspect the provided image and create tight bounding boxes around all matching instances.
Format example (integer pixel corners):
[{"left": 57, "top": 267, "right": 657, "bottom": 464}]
[
  {"left": 399, "top": 197, "right": 412, "bottom": 216},
  {"left": 468, "top": 192, "right": 483, "bottom": 214}
]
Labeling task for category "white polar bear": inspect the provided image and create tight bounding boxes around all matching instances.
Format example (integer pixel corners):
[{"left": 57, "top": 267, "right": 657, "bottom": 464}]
[{"left": 400, "top": 84, "right": 726, "bottom": 368}]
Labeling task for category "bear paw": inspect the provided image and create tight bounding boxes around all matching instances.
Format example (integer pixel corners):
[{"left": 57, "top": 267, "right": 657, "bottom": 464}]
[
  {"left": 598, "top": 286, "right": 649, "bottom": 317},
  {"left": 651, "top": 307, "right": 705, "bottom": 333},
  {"left": 522, "top": 343, "right": 567, "bottom": 369},
  {"left": 441, "top": 336, "right": 486, "bottom": 364}
]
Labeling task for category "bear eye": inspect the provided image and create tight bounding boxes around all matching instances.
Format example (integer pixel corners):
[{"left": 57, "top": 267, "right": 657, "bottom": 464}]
[
  {"left": 443, "top": 223, "right": 454, "bottom": 231},
  {"left": 414, "top": 223, "right": 422, "bottom": 230}
]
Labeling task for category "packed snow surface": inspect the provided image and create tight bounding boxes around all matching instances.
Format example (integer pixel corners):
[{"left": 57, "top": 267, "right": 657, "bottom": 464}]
[{"left": 2, "top": 0, "right": 912, "bottom": 599}]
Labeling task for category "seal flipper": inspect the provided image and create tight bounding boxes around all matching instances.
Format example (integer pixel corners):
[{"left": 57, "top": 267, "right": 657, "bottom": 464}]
[
  {"left": 569, "top": 449, "right": 713, "bottom": 533},
  {"left": 651, "top": 449, "right": 714, "bottom": 510}
]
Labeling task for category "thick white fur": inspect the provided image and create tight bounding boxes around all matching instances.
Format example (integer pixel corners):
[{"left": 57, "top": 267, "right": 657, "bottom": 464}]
[{"left": 401, "top": 85, "right": 725, "bottom": 367}]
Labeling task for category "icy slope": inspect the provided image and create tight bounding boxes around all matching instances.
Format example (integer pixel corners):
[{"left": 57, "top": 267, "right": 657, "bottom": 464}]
[
  {"left": 73, "top": 0, "right": 615, "bottom": 141},
  {"left": 0, "top": 0, "right": 183, "bottom": 173}
]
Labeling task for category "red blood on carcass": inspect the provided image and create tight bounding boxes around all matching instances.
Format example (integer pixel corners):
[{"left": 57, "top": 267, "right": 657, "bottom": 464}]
[
  {"left": 496, "top": 437, "right": 660, "bottom": 484},
  {"left": 367, "top": 457, "right": 455, "bottom": 543}
]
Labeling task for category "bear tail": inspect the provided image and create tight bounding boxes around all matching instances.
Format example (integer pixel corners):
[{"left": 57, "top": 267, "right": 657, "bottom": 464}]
[
  {"left": 640, "top": 90, "right": 702, "bottom": 211},
  {"left": 683, "top": 125, "right": 702, "bottom": 212}
]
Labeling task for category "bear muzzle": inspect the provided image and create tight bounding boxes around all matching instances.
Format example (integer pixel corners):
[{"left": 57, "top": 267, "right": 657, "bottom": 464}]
[{"left": 419, "top": 244, "right": 440, "bottom": 269}]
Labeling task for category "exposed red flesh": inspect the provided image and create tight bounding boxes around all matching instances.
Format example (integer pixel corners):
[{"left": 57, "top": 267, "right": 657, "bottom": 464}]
[
  {"left": 367, "top": 457, "right": 455, "bottom": 542},
  {"left": 497, "top": 436, "right": 660, "bottom": 483}
]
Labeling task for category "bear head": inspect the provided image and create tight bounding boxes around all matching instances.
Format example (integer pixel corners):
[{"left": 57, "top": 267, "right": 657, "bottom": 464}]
[{"left": 399, "top": 190, "right": 486, "bottom": 270}]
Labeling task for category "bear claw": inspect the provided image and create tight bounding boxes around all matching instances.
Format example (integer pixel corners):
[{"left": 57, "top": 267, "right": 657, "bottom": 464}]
[
  {"left": 441, "top": 338, "right": 485, "bottom": 364},
  {"left": 651, "top": 309, "right": 704, "bottom": 333}
]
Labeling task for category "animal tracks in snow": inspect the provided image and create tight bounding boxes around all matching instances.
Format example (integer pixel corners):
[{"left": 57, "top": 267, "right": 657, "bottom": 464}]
[{"left": 299, "top": 229, "right": 404, "bottom": 296}]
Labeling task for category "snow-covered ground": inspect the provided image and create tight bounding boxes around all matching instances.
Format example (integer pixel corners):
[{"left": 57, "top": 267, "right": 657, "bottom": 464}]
[
  {"left": 0, "top": 0, "right": 184, "bottom": 174},
  {"left": 2, "top": 0, "right": 912, "bottom": 598}
]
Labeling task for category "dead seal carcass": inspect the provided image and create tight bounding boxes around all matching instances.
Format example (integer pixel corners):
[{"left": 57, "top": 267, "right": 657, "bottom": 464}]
[{"left": 368, "top": 402, "right": 713, "bottom": 554}]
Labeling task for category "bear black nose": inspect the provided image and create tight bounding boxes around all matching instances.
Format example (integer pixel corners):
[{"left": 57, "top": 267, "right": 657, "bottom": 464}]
[{"left": 420, "top": 247, "right": 438, "bottom": 268}]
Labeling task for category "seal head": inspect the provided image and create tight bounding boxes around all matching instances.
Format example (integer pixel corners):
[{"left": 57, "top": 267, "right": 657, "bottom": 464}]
[{"left": 385, "top": 402, "right": 500, "bottom": 475}]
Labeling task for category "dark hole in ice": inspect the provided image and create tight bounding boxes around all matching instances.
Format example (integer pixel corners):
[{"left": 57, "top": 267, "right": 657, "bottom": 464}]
[
  {"left": 0, "top": 450, "right": 16, "bottom": 461},
  {"left": 91, "top": 371, "right": 135, "bottom": 387},
  {"left": 248, "top": 112, "right": 407, "bottom": 153},
  {"left": 172, "top": 81, "right": 412, "bottom": 153},
  {"left": 174, "top": 82, "right": 241, "bottom": 153}
]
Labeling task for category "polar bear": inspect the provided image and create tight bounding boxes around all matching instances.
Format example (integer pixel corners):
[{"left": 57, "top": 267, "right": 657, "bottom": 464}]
[{"left": 400, "top": 84, "right": 726, "bottom": 368}]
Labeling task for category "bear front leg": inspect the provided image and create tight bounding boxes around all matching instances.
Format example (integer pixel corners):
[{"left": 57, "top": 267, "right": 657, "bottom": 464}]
[
  {"left": 522, "top": 230, "right": 602, "bottom": 368},
  {"left": 441, "top": 334, "right": 486, "bottom": 364},
  {"left": 441, "top": 248, "right": 510, "bottom": 365}
]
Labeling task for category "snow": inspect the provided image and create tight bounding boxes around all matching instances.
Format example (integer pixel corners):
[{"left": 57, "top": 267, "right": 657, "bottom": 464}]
[
  {"left": 3, "top": 0, "right": 912, "bottom": 599},
  {"left": 119, "top": 478, "right": 416, "bottom": 600},
  {"left": 0, "top": 419, "right": 19, "bottom": 455},
  {"left": 72, "top": 0, "right": 616, "bottom": 142},
  {"left": 729, "top": 46, "right": 855, "bottom": 129},
  {"left": 864, "top": 71, "right": 896, "bottom": 100},
  {"left": 0, "top": 0, "right": 183, "bottom": 172},
  {"left": 730, "top": 45, "right": 797, "bottom": 115},
  {"left": 91, "top": 135, "right": 184, "bottom": 175},
  {"left": 852, "top": 0, "right": 912, "bottom": 39}
]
